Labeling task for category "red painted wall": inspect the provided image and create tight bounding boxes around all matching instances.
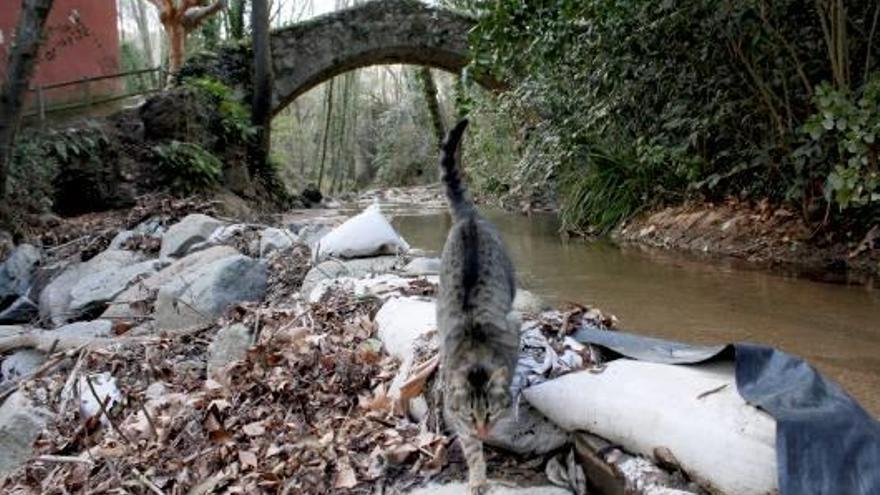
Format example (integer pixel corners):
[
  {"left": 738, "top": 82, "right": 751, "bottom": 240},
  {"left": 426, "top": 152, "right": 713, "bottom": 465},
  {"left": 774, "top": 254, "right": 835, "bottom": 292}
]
[{"left": 0, "top": 0, "right": 121, "bottom": 105}]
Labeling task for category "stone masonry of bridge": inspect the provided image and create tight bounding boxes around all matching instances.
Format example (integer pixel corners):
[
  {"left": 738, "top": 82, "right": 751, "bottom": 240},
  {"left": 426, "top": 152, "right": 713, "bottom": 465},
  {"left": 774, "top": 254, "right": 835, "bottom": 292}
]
[{"left": 268, "top": 0, "right": 496, "bottom": 115}]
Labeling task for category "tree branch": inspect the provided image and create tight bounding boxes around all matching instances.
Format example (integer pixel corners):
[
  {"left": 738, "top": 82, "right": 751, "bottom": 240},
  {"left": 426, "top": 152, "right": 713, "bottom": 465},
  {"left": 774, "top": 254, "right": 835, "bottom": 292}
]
[{"left": 182, "top": 0, "right": 225, "bottom": 30}]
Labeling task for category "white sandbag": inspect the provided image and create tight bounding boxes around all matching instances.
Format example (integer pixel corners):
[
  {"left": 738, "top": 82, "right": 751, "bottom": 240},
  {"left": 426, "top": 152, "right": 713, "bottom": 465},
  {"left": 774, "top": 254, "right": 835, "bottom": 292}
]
[
  {"left": 314, "top": 204, "right": 409, "bottom": 260},
  {"left": 524, "top": 360, "right": 777, "bottom": 495},
  {"left": 375, "top": 297, "right": 437, "bottom": 411},
  {"left": 375, "top": 297, "right": 436, "bottom": 362}
]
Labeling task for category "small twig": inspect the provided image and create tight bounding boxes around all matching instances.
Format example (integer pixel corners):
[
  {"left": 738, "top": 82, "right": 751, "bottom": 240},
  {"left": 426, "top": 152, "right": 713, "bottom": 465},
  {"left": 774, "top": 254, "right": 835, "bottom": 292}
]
[
  {"left": 252, "top": 309, "right": 264, "bottom": 345},
  {"left": 132, "top": 467, "right": 166, "bottom": 495},
  {"left": 86, "top": 376, "right": 132, "bottom": 445},
  {"left": 139, "top": 401, "right": 160, "bottom": 442},
  {"left": 46, "top": 338, "right": 60, "bottom": 356},
  {"left": 697, "top": 383, "right": 729, "bottom": 400},
  {"left": 59, "top": 348, "right": 87, "bottom": 414},
  {"left": 45, "top": 235, "right": 90, "bottom": 253}
]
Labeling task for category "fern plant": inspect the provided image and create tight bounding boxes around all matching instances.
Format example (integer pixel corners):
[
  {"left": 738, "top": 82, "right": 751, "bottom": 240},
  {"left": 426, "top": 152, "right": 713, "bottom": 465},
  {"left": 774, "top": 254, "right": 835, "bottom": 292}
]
[{"left": 153, "top": 141, "right": 223, "bottom": 195}]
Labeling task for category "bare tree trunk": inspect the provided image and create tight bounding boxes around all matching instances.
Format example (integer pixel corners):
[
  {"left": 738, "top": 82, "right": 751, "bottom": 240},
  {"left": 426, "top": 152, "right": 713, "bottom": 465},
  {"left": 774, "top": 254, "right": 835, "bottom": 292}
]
[
  {"left": 0, "top": 0, "right": 55, "bottom": 212},
  {"left": 133, "top": 0, "right": 155, "bottom": 66},
  {"left": 417, "top": 67, "right": 446, "bottom": 147},
  {"left": 249, "top": 0, "right": 272, "bottom": 177},
  {"left": 150, "top": 0, "right": 225, "bottom": 80},
  {"left": 165, "top": 21, "right": 186, "bottom": 75},
  {"left": 317, "top": 79, "right": 334, "bottom": 191}
]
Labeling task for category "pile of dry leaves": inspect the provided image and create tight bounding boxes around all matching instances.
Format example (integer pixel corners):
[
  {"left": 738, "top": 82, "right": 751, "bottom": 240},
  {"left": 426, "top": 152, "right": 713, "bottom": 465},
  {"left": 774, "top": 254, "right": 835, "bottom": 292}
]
[{"left": 2, "top": 282, "right": 498, "bottom": 495}]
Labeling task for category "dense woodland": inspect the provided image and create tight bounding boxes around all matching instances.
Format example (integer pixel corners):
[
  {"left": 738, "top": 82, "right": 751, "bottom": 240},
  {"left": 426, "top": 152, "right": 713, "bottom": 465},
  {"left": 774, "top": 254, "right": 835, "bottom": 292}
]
[{"left": 2, "top": 0, "right": 879, "bottom": 241}]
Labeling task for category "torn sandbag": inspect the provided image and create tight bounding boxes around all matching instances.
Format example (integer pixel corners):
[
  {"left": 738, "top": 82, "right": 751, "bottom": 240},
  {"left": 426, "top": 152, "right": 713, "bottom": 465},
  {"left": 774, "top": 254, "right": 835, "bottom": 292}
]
[
  {"left": 524, "top": 359, "right": 777, "bottom": 495},
  {"left": 572, "top": 327, "right": 880, "bottom": 495}
]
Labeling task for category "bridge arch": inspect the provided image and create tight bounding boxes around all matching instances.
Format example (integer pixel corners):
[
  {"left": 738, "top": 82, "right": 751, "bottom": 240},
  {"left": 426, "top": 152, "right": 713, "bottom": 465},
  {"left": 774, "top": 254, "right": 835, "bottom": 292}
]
[{"left": 269, "top": 0, "right": 497, "bottom": 115}]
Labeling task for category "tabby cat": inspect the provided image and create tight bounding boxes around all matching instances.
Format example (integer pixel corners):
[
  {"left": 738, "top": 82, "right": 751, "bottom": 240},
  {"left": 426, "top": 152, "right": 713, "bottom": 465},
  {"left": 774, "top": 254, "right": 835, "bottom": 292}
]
[{"left": 436, "top": 119, "right": 520, "bottom": 494}]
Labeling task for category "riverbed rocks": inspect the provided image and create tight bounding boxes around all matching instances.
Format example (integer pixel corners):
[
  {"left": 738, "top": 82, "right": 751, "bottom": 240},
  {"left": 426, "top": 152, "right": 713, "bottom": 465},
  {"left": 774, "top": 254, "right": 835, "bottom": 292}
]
[
  {"left": 259, "top": 227, "right": 298, "bottom": 257},
  {"left": 0, "top": 392, "right": 49, "bottom": 477},
  {"left": 297, "top": 223, "right": 333, "bottom": 250},
  {"left": 68, "top": 259, "right": 166, "bottom": 316},
  {"left": 0, "top": 244, "right": 41, "bottom": 307},
  {"left": 0, "top": 245, "right": 42, "bottom": 324},
  {"left": 155, "top": 254, "right": 267, "bottom": 330},
  {"left": 159, "top": 213, "right": 224, "bottom": 258},
  {"left": 207, "top": 323, "right": 253, "bottom": 378},
  {"left": 300, "top": 255, "right": 401, "bottom": 297},
  {"left": 0, "top": 201, "right": 709, "bottom": 495},
  {"left": 53, "top": 320, "right": 113, "bottom": 340},
  {"left": 39, "top": 249, "right": 145, "bottom": 327},
  {"left": 101, "top": 245, "right": 239, "bottom": 322},
  {"left": 404, "top": 257, "right": 441, "bottom": 276},
  {"left": 0, "top": 349, "right": 46, "bottom": 381}
]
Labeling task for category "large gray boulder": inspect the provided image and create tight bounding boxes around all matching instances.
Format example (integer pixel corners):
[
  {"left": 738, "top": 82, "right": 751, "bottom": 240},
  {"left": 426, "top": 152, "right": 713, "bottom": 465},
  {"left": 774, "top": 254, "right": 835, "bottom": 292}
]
[
  {"left": 159, "top": 214, "right": 224, "bottom": 258},
  {"left": 154, "top": 255, "right": 267, "bottom": 330},
  {"left": 0, "top": 244, "right": 41, "bottom": 307},
  {"left": 0, "top": 391, "right": 49, "bottom": 477},
  {"left": 68, "top": 259, "right": 166, "bottom": 316},
  {"left": 101, "top": 245, "right": 239, "bottom": 321},
  {"left": 39, "top": 250, "right": 144, "bottom": 327},
  {"left": 207, "top": 323, "right": 253, "bottom": 377},
  {"left": 301, "top": 256, "right": 401, "bottom": 297}
]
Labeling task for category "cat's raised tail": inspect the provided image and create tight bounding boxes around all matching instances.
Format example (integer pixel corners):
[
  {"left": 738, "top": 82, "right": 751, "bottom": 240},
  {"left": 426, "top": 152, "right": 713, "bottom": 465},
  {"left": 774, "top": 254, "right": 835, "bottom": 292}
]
[{"left": 440, "top": 119, "right": 475, "bottom": 221}]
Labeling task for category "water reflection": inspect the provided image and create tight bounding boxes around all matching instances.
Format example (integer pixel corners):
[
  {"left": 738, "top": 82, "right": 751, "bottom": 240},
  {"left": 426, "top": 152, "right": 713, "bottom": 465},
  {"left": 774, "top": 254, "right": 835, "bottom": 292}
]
[{"left": 392, "top": 210, "right": 880, "bottom": 417}]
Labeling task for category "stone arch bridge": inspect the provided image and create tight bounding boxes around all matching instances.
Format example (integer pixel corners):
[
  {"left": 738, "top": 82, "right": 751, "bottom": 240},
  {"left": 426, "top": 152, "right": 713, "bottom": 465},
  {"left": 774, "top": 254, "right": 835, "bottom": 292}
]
[{"left": 267, "top": 0, "right": 496, "bottom": 116}]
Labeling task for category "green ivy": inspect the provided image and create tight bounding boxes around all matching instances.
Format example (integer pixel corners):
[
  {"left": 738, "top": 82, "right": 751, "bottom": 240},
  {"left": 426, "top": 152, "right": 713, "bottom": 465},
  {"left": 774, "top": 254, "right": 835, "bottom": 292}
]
[{"left": 183, "top": 76, "right": 257, "bottom": 143}]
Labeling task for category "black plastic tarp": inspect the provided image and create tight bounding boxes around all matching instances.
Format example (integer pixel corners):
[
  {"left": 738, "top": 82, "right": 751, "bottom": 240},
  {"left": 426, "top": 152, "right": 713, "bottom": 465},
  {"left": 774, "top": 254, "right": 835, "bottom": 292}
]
[{"left": 572, "top": 327, "right": 880, "bottom": 495}]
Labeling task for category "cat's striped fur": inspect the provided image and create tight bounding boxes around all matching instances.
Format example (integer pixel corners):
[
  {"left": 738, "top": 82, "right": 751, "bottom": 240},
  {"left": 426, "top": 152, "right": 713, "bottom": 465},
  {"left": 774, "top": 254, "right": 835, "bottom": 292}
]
[{"left": 436, "top": 119, "right": 520, "bottom": 494}]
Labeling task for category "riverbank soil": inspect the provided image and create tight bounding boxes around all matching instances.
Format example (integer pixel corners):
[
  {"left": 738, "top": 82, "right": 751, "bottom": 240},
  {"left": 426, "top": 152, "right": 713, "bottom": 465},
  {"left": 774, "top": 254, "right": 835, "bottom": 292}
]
[{"left": 614, "top": 199, "right": 880, "bottom": 284}]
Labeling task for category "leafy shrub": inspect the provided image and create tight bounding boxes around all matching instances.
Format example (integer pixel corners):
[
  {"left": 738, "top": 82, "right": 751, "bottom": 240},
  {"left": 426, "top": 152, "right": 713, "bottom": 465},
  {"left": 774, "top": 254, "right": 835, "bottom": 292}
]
[
  {"left": 184, "top": 76, "right": 256, "bottom": 142},
  {"left": 797, "top": 76, "right": 880, "bottom": 211},
  {"left": 153, "top": 141, "right": 223, "bottom": 195},
  {"left": 450, "top": 0, "right": 880, "bottom": 231}
]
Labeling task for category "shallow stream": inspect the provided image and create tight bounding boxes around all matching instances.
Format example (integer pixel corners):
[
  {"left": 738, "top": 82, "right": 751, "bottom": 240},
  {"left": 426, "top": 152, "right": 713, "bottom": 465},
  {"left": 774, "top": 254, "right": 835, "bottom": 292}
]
[{"left": 388, "top": 207, "right": 880, "bottom": 417}]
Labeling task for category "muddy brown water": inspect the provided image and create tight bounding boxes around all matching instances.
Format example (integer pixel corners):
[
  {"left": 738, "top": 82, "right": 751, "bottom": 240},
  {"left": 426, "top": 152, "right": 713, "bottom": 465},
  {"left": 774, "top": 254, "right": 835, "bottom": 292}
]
[{"left": 387, "top": 208, "right": 880, "bottom": 418}]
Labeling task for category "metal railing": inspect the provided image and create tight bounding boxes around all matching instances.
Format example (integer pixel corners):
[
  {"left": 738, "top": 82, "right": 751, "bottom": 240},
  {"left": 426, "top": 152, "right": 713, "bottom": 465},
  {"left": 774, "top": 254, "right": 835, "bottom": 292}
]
[{"left": 24, "top": 67, "right": 167, "bottom": 123}]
